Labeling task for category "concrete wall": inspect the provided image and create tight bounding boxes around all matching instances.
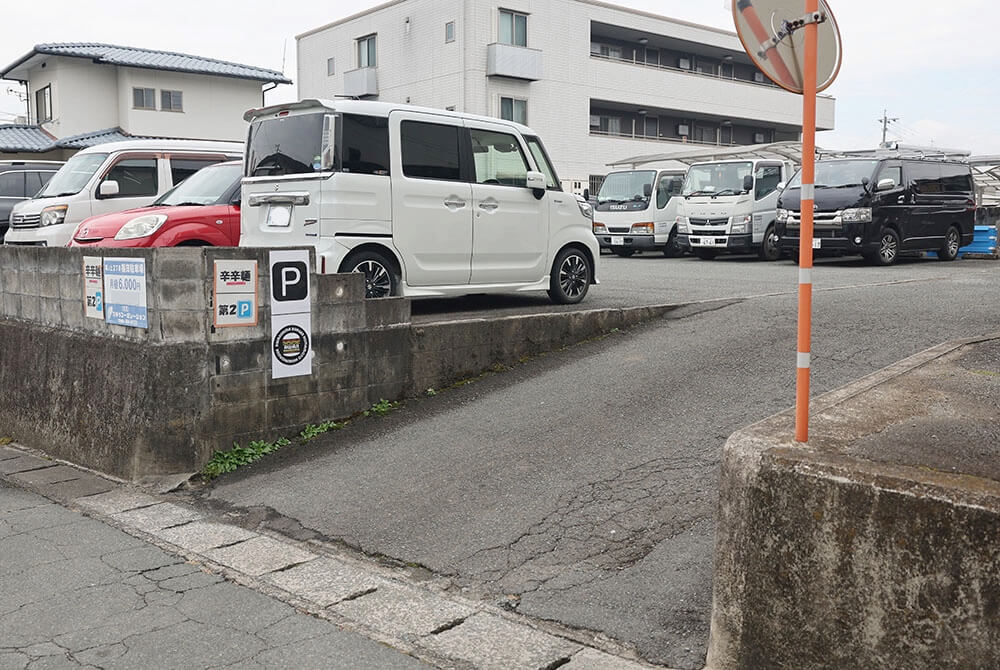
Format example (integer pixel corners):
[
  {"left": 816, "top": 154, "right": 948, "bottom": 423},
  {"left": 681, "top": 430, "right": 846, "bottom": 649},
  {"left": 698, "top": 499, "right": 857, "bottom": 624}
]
[{"left": 0, "top": 246, "right": 677, "bottom": 481}]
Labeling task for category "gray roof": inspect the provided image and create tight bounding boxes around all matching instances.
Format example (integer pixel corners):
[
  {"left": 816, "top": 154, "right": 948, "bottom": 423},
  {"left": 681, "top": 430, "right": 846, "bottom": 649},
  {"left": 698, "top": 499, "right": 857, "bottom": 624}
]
[
  {"left": 2, "top": 43, "right": 291, "bottom": 84},
  {"left": 0, "top": 124, "right": 55, "bottom": 152},
  {"left": 0, "top": 125, "right": 147, "bottom": 153}
]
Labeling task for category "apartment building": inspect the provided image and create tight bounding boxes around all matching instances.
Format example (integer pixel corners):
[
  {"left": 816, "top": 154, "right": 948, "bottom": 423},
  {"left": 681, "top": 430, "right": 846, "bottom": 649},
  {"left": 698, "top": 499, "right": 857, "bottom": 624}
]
[{"left": 297, "top": 0, "right": 835, "bottom": 193}]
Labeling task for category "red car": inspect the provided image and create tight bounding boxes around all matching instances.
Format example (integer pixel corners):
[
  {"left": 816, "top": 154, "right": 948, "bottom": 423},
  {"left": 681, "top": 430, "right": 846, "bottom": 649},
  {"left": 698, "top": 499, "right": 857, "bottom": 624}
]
[{"left": 69, "top": 161, "right": 242, "bottom": 247}]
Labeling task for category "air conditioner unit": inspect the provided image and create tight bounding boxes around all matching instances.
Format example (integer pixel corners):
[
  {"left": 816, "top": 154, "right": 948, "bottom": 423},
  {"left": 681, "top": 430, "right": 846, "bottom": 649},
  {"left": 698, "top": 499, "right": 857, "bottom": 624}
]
[
  {"left": 753, "top": 71, "right": 764, "bottom": 83},
  {"left": 678, "top": 57, "right": 691, "bottom": 69},
  {"left": 677, "top": 124, "right": 690, "bottom": 136},
  {"left": 754, "top": 132, "right": 766, "bottom": 143}
]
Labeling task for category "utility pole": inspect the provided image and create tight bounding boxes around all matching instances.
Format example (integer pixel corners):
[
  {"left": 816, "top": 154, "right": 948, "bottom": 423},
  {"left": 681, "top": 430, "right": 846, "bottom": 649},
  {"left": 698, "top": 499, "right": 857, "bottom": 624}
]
[{"left": 879, "top": 109, "right": 899, "bottom": 147}]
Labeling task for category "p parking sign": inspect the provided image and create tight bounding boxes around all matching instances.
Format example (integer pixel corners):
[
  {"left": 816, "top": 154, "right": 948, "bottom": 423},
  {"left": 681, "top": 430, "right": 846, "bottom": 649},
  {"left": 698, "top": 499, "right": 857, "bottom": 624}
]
[{"left": 269, "top": 250, "right": 312, "bottom": 379}]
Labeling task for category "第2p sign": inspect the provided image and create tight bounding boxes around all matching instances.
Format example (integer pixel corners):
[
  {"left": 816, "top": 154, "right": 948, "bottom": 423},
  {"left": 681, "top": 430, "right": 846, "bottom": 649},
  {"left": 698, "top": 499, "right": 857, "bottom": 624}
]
[
  {"left": 213, "top": 260, "right": 258, "bottom": 327},
  {"left": 269, "top": 249, "right": 312, "bottom": 380}
]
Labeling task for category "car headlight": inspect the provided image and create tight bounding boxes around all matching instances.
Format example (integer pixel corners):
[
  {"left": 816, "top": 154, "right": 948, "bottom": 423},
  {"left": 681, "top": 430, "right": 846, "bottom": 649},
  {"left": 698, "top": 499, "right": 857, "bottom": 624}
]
[
  {"left": 730, "top": 214, "right": 752, "bottom": 234},
  {"left": 593, "top": 221, "right": 607, "bottom": 234},
  {"left": 577, "top": 199, "right": 593, "bottom": 220},
  {"left": 676, "top": 216, "right": 689, "bottom": 234},
  {"left": 776, "top": 208, "right": 789, "bottom": 223},
  {"left": 841, "top": 207, "right": 872, "bottom": 223},
  {"left": 40, "top": 205, "right": 68, "bottom": 227},
  {"left": 630, "top": 222, "right": 654, "bottom": 235},
  {"left": 115, "top": 214, "right": 168, "bottom": 240}
]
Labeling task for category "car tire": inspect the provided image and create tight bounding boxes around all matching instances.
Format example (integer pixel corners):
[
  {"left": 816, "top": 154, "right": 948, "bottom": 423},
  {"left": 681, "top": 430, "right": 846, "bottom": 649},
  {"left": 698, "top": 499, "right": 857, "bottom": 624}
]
[
  {"left": 694, "top": 249, "right": 719, "bottom": 260},
  {"left": 612, "top": 248, "right": 635, "bottom": 258},
  {"left": 344, "top": 250, "right": 398, "bottom": 299},
  {"left": 548, "top": 247, "right": 592, "bottom": 304},
  {"left": 758, "top": 224, "right": 781, "bottom": 261},
  {"left": 939, "top": 225, "right": 961, "bottom": 261},
  {"left": 875, "top": 227, "right": 900, "bottom": 266},
  {"left": 662, "top": 229, "right": 683, "bottom": 258}
]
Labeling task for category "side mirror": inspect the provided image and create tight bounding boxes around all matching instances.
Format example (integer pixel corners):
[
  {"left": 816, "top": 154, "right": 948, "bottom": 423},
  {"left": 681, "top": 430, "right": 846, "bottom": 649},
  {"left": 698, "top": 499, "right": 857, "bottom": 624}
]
[
  {"left": 777, "top": 181, "right": 786, "bottom": 191},
  {"left": 99, "top": 180, "right": 120, "bottom": 197},
  {"left": 742, "top": 175, "right": 754, "bottom": 192},
  {"left": 643, "top": 183, "right": 653, "bottom": 198},
  {"left": 526, "top": 170, "right": 546, "bottom": 200},
  {"left": 582, "top": 188, "right": 590, "bottom": 201},
  {"left": 877, "top": 178, "right": 896, "bottom": 191}
]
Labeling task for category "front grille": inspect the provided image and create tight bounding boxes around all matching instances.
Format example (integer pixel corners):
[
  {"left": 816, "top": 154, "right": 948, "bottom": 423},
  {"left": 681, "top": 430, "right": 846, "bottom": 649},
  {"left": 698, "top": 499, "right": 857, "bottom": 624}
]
[
  {"left": 689, "top": 217, "right": 728, "bottom": 226},
  {"left": 11, "top": 213, "right": 41, "bottom": 228},
  {"left": 608, "top": 227, "right": 630, "bottom": 233},
  {"left": 786, "top": 210, "right": 842, "bottom": 229}
]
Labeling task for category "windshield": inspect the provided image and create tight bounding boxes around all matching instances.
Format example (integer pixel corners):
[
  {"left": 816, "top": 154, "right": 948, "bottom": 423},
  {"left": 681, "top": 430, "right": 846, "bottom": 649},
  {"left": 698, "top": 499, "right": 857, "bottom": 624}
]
[
  {"left": 788, "top": 160, "right": 879, "bottom": 188},
  {"left": 597, "top": 170, "right": 655, "bottom": 204},
  {"left": 154, "top": 163, "right": 242, "bottom": 206},
  {"left": 682, "top": 162, "right": 752, "bottom": 196},
  {"left": 247, "top": 113, "right": 325, "bottom": 177},
  {"left": 37, "top": 152, "right": 108, "bottom": 198}
]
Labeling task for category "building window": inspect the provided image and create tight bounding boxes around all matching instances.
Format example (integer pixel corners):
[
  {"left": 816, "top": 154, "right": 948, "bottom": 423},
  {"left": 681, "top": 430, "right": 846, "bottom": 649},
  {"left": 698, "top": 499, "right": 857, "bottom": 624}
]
[
  {"left": 35, "top": 85, "right": 52, "bottom": 123},
  {"left": 161, "top": 90, "right": 183, "bottom": 112},
  {"left": 327, "top": 57, "right": 336, "bottom": 76},
  {"left": 445, "top": 21, "right": 455, "bottom": 43},
  {"left": 500, "top": 97, "right": 526, "bottom": 125},
  {"left": 358, "top": 34, "right": 377, "bottom": 68},
  {"left": 499, "top": 9, "right": 527, "bottom": 47},
  {"left": 133, "top": 87, "right": 155, "bottom": 110}
]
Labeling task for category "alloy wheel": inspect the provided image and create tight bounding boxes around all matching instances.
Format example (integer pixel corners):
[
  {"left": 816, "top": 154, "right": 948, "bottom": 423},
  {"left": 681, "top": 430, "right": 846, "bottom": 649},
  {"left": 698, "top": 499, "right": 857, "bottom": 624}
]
[
  {"left": 879, "top": 233, "right": 898, "bottom": 264},
  {"left": 559, "top": 254, "right": 588, "bottom": 299},
  {"left": 353, "top": 260, "right": 392, "bottom": 298}
]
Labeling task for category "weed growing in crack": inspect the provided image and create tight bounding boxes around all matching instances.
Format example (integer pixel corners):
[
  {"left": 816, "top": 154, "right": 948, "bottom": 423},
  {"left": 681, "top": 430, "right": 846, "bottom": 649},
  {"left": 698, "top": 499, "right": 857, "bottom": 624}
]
[
  {"left": 363, "top": 398, "right": 400, "bottom": 417},
  {"left": 201, "top": 437, "right": 291, "bottom": 479},
  {"left": 299, "top": 419, "right": 346, "bottom": 443}
]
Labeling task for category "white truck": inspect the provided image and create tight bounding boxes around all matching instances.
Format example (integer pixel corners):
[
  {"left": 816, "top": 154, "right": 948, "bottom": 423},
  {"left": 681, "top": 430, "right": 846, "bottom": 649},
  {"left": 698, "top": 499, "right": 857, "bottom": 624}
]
[
  {"left": 674, "top": 158, "right": 795, "bottom": 260},
  {"left": 592, "top": 167, "right": 686, "bottom": 257}
]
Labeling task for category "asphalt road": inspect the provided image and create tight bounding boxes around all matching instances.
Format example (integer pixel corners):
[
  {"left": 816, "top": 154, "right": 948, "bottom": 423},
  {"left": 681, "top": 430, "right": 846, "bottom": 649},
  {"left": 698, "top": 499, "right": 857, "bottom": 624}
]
[{"left": 195, "top": 252, "right": 1000, "bottom": 669}]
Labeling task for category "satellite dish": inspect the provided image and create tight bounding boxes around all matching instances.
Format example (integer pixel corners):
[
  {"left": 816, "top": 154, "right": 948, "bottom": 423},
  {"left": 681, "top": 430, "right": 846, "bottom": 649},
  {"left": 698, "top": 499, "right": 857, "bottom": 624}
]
[{"left": 732, "top": 0, "right": 842, "bottom": 94}]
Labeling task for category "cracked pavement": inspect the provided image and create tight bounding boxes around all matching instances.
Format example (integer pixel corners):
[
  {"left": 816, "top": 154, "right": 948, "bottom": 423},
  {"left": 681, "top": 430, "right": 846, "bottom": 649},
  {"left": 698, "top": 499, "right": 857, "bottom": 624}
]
[
  {"left": 200, "top": 256, "right": 1000, "bottom": 670},
  {"left": 0, "top": 481, "right": 432, "bottom": 670}
]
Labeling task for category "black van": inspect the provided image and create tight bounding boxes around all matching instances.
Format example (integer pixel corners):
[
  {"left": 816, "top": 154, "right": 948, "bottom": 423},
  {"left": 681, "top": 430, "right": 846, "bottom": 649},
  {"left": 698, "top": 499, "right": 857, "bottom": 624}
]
[{"left": 774, "top": 157, "right": 976, "bottom": 265}]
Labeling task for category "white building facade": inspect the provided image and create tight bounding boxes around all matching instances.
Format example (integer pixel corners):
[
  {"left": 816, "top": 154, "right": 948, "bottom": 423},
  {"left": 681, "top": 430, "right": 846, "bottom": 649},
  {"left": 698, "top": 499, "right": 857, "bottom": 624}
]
[{"left": 297, "top": 0, "right": 835, "bottom": 193}]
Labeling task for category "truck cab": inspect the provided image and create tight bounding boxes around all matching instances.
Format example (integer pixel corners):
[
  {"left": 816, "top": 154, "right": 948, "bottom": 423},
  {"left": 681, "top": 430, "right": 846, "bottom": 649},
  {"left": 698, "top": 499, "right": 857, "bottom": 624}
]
[
  {"left": 675, "top": 158, "right": 794, "bottom": 260},
  {"left": 592, "top": 168, "right": 685, "bottom": 257}
]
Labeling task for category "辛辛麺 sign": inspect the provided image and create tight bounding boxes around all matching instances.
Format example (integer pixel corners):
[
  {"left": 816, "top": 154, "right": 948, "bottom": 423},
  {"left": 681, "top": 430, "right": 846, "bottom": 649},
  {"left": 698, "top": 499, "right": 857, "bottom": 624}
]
[{"left": 213, "top": 260, "right": 258, "bottom": 327}]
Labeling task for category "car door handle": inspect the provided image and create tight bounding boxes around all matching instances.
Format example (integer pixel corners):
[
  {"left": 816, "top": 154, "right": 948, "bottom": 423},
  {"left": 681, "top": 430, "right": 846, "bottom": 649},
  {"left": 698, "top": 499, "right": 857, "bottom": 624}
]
[
  {"left": 478, "top": 201, "right": 499, "bottom": 212},
  {"left": 444, "top": 198, "right": 466, "bottom": 209}
]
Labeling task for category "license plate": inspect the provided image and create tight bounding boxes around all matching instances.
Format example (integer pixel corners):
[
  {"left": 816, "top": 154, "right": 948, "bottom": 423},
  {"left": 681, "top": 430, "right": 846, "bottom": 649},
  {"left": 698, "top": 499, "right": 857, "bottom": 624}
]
[
  {"left": 812, "top": 238, "right": 821, "bottom": 249},
  {"left": 701, "top": 237, "right": 716, "bottom": 247},
  {"left": 266, "top": 204, "right": 292, "bottom": 227},
  {"left": 611, "top": 235, "right": 624, "bottom": 246}
]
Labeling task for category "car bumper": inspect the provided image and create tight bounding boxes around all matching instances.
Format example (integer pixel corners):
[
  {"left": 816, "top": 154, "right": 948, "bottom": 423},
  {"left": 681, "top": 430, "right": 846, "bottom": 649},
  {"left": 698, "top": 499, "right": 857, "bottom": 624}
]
[
  {"left": 596, "top": 234, "right": 656, "bottom": 250},
  {"left": 4, "top": 222, "right": 75, "bottom": 247},
  {"left": 677, "top": 233, "right": 751, "bottom": 251}
]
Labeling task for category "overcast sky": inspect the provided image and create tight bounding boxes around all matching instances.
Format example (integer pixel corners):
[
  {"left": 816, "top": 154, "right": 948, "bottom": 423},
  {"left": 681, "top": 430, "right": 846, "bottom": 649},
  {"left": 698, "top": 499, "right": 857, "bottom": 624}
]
[{"left": 2, "top": 0, "right": 997, "bottom": 155}]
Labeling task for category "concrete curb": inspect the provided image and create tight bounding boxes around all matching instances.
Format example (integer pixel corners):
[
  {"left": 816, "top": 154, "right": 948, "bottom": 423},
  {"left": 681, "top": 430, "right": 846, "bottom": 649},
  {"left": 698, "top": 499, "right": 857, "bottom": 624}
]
[
  {"left": 1, "top": 444, "right": 672, "bottom": 670},
  {"left": 707, "top": 332, "right": 1000, "bottom": 670}
]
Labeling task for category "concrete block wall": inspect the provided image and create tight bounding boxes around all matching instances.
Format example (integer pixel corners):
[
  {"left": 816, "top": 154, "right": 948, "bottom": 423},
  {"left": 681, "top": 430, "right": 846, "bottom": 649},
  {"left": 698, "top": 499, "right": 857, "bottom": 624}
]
[{"left": 0, "top": 246, "right": 676, "bottom": 480}]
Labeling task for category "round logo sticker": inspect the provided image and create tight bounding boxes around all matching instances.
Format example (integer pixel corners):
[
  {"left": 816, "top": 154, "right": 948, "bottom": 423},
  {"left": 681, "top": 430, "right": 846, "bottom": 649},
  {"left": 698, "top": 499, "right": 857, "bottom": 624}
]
[{"left": 273, "top": 324, "right": 310, "bottom": 366}]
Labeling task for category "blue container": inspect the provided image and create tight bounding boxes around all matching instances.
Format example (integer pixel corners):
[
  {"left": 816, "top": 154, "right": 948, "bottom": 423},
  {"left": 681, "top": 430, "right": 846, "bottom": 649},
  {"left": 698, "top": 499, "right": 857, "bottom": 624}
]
[{"left": 927, "top": 225, "right": 997, "bottom": 259}]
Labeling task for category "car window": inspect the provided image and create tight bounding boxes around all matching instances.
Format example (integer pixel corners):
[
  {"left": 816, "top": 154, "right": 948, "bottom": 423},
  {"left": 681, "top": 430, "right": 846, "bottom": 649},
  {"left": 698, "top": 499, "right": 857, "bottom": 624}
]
[
  {"left": 469, "top": 128, "right": 529, "bottom": 187},
  {"left": 878, "top": 165, "right": 902, "bottom": 188},
  {"left": 754, "top": 165, "right": 782, "bottom": 200},
  {"left": 0, "top": 172, "right": 23, "bottom": 198},
  {"left": 401, "top": 120, "right": 462, "bottom": 181},
  {"left": 25, "top": 171, "right": 52, "bottom": 196},
  {"left": 656, "top": 174, "right": 682, "bottom": 209},
  {"left": 940, "top": 164, "right": 973, "bottom": 193},
  {"left": 908, "top": 162, "right": 943, "bottom": 194},
  {"left": 101, "top": 158, "right": 158, "bottom": 197},
  {"left": 341, "top": 114, "right": 390, "bottom": 176},
  {"left": 171, "top": 159, "right": 222, "bottom": 186}
]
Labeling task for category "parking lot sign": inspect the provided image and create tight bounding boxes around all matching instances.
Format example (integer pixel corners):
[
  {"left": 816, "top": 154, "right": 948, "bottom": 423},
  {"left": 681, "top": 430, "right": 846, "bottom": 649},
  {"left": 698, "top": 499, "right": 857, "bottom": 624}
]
[
  {"left": 103, "top": 257, "right": 147, "bottom": 328},
  {"left": 83, "top": 256, "right": 103, "bottom": 319},
  {"left": 214, "top": 260, "right": 258, "bottom": 327},
  {"left": 269, "top": 250, "right": 312, "bottom": 379}
]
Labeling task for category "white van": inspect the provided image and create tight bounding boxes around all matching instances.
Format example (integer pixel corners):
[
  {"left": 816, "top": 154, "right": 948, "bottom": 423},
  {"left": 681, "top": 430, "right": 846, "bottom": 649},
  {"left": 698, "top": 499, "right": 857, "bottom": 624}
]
[
  {"left": 674, "top": 158, "right": 794, "bottom": 261},
  {"left": 241, "top": 99, "right": 599, "bottom": 304},
  {"left": 5, "top": 139, "right": 243, "bottom": 247},
  {"left": 592, "top": 167, "right": 686, "bottom": 257}
]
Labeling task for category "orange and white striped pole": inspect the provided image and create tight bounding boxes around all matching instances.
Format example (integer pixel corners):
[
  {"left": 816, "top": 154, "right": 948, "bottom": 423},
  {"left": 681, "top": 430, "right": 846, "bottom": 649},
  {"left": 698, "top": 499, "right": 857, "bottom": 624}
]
[{"left": 795, "top": 0, "right": 819, "bottom": 442}]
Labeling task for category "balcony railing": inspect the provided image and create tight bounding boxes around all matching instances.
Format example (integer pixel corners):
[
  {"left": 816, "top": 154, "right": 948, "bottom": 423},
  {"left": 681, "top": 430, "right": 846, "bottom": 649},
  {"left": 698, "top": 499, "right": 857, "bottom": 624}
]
[
  {"left": 487, "top": 43, "right": 543, "bottom": 81},
  {"left": 589, "top": 128, "right": 745, "bottom": 147},
  {"left": 589, "top": 52, "right": 835, "bottom": 98}
]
